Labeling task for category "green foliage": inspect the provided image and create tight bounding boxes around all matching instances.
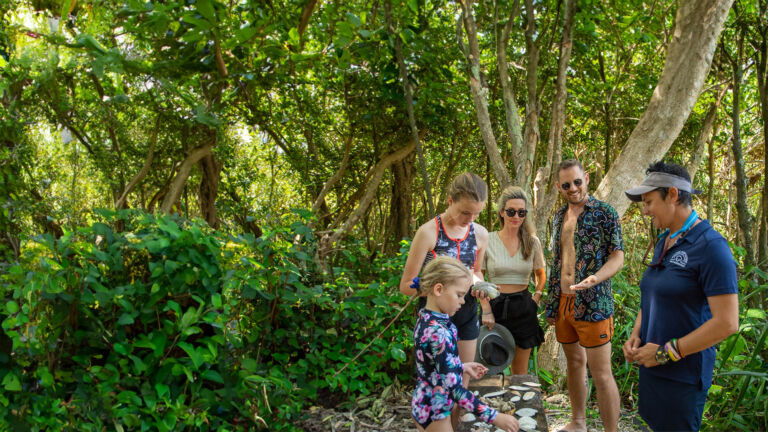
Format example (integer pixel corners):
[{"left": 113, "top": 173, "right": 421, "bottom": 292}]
[
  {"left": 704, "top": 268, "right": 768, "bottom": 431},
  {"left": 0, "top": 210, "right": 412, "bottom": 430}
]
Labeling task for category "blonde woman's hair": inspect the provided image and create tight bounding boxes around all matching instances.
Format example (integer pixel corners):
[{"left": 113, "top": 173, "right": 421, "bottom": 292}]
[
  {"left": 420, "top": 256, "right": 472, "bottom": 296},
  {"left": 496, "top": 185, "right": 536, "bottom": 260},
  {"left": 447, "top": 172, "right": 488, "bottom": 203}
]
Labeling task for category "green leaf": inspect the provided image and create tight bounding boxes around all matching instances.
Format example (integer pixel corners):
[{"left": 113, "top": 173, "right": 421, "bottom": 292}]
[
  {"left": 155, "top": 383, "right": 170, "bottom": 399},
  {"left": 117, "top": 313, "right": 135, "bottom": 326},
  {"left": 211, "top": 293, "right": 222, "bottom": 308},
  {"left": 407, "top": 0, "right": 418, "bottom": 14},
  {"left": 37, "top": 367, "right": 54, "bottom": 387},
  {"left": 389, "top": 346, "right": 406, "bottom": 362},
  {"left": 2, "top": 373, "right": 21, "bottom": 392},
  {"left": 178, "top": 342, "right": 204, "bottom": 369},
  {"left": 5, "top": 301, "right": 19, "bottom": 314},
  {"left": 181, "top": 14, "right": 212, "bottom": 31},
  {"left": 201, "top": 369, "right": 223, "bottom": 384},
  {"left": 194, "top": 105, "right": 221, "bottom": 127},
  {"left": 180, "top": 307, "right": 197, "bottom": 330},
  {"left": 197, "top": 0, "right": 215, "bottom": 22},
  {"left": 288, "top": 28, "right": 300, "bottom": 45},
  {"left": 76, "top": 34, "right": 108, "bottom": 55},
  {"left": 114, "top": 342, "right": 130, "bottom": 355},
  {"left": 746, "top": 308, "right": 765, "bottom": 319}
]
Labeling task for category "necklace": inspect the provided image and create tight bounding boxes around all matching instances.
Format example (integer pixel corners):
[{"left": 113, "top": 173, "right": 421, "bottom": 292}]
[
  {"left": 644, "top": 209, "right": 699, "bottom": 268},
  {"left": 659, "top": 209, "right": 698, "bottom": 240}
]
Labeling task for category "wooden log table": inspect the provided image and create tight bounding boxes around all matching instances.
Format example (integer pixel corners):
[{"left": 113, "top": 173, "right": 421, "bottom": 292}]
[{"left": 457, "top": 374, "right": 548, "bottom": 432}]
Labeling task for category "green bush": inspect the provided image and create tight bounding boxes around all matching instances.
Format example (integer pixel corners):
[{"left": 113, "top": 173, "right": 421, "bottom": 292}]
[{"left": 0, "top": 210, "right": 412, "bottom": 430}]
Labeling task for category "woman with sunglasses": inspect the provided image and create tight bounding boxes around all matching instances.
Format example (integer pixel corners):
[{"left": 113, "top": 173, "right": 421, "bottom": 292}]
[
  {"left": 481, "top": 186, "right": 545, "bottom": 375},
  {"left": 623, "top": 161, "right": 739, "bottom": 432}
]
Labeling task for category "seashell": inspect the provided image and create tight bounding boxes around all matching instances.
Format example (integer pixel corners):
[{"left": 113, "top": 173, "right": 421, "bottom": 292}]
[
  {"left": 523, "top": 391, "right": 536, "bottom": 401},
  {"left": 472, "top": 281, "right": 500, "bottom": 299},
  {"left": 510, "top": 396, "right": 521, "bottom": 402},
  {"left": 509, "top": 385, "right": 530, "bottom": 391},
  {"left": 522, "top": 381, "right": 541, "bottom": 387},
  {"left": 515, "top": 408, "right": 537, "bottom": 417},
  {"left": 483, "top": 389, "right": 508, "bottom": 398},
  {"left": 518, "top": 416, "right": 537, "bottom": 431},
  {"left": 461, "top": 413, "right": 476, "bottom": 422}
]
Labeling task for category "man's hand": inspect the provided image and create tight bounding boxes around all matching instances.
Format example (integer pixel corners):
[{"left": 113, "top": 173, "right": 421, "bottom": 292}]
[
  {"left": 570, "top": 274, "right": 598, "bottom": 291},
  {"left": 463, "top": 362, "right": 489, "bottom": 379}
]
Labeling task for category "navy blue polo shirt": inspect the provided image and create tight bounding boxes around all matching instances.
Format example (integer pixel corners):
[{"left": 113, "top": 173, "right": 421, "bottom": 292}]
[{"left": 639, "top": 220, "right": 738, "bottom": 388}]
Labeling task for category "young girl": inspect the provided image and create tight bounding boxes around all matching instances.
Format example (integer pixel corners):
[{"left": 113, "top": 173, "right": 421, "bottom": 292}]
[
  {"left": 412, "top": 256, "right": 519, "bottom": 432},
  {"left": 400, "top": 173, "right": 490, "bottom": 382}
]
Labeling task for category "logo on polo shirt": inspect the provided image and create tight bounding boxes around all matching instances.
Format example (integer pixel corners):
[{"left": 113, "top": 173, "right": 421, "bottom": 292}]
[{"left": 669, "top": 251, "right": 688, "bottom": 268}]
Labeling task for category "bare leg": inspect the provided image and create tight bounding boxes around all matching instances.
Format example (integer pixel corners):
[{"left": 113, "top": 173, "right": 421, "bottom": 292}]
[
  {"left": 511, "top": 347, "right": 532, "bottom": 375},
  {"left": 455, "top": 339, "right": 477, "bottom": 428},
  {"left": 425, "top": 416, "right": 453, "bottom": 431},
  {"left": 585, "top": 343, "right": 619, "bottom": 432},
  {"left": 561, "top": 342, "right": 588, "bottom": 432}
]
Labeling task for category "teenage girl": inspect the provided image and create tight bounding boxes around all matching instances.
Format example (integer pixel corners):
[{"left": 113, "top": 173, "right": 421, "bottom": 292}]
[
  {"left": 400, "top": 172, "right": 490, "bottom": 369},
  {"left": 412, "top": 256, "right": 519, "bottom": 432}
]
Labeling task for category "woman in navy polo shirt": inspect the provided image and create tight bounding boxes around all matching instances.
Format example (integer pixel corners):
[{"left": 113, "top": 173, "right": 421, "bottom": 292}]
[{"left": 622, "top": 161, "right": 739, "bottom": 431}]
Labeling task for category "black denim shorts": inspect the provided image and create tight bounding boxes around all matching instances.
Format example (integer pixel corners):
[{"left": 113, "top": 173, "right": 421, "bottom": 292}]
[{"left": 489, "top": 290, "right": 544, "bottom": 349}]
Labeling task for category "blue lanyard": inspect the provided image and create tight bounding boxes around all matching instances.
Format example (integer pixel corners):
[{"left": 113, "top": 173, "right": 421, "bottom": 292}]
[{"left": 658, "top": 209, "right": 698, "bottom": 240}]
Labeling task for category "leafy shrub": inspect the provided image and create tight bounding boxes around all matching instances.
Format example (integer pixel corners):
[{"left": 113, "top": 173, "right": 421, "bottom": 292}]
[{"left": 0, "top": 209, "right": 412, "bottom": 430}]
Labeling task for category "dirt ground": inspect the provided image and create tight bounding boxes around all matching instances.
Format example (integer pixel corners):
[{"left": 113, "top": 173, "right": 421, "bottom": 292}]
[{"left": 296, "top": 380, "right": 650, "bottom": 432}]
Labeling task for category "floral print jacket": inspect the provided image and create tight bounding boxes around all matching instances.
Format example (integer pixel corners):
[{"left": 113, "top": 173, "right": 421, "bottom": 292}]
[
  {"left": 411, "top": 309, "right": 497, "bottom": 425},
  {"left": 545, "top": 196, "right": 624, "bottom": 322}
]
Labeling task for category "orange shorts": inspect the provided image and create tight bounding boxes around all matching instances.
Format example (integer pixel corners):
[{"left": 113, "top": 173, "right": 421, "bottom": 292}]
[{"left": 555, "top": 294, "right": 613, "bottom": 348}]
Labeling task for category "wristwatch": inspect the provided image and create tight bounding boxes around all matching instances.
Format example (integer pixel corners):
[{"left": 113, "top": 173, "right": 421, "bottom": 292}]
[{"left": 655, "top": 345, "right": 669, "bottom": 365}]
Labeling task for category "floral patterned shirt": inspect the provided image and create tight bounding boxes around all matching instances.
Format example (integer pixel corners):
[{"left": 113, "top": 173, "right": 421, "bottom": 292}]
[
  {"left": 411, "top": 309, "right": 497, "bottom": 425},
  {"left": 545, "top": 196, "right": 624, "bottom": 322}
]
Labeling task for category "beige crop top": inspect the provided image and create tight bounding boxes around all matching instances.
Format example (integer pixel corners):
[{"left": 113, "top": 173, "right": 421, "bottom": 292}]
[{"left": 482, "top": 232, "right": 544, "bottom": 285}]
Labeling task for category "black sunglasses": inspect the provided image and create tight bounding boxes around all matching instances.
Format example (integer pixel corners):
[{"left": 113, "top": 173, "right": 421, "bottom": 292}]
[
  {"left": 504, "top": 208, "right": 528, "bottom": 218},
  {"left": 560, "top": 178, "right": 583, "bottom": 190}
]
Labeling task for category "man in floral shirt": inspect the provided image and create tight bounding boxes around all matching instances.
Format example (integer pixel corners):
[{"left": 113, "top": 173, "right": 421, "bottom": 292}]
[{"left": 544, "top": 159, "right": 624, "bottom": 432}]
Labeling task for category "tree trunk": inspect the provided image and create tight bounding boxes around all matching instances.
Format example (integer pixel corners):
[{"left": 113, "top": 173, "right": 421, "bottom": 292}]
[
  {"left": 389, "top": 157, "right": 414, "bottom": 250},
  {"left": 387, "top": 0, "right": 436, "bottom": 216},
  {"left": 323, "top": 140, "right": 416, "bottom": 255},
  {"left": 198, "top": 153, "right": 222, "bottom": 229},
  {"left": 520, "top": 0, "right": 541, "bottom": 194},
  {"left": 707, "top": 129, "right": 716, "bottom": 220},
  {"left": 311, "top": 136, "right": 352, "bottom": 218},
  {"left": 754, "top": 22, "right": 768, "bottom": 271},
  {"left": 159, "top": 143, "right": 214, "bottom": 214},
  {"left": 115, "top": 115, "right": 160, "bottom": 210},
  {"left": 533, "top": 0, "right": 576, "bottom": 238},
  {"left": 686, "top": 87, "right": 725, "bottom": 180},
  {"left": 496, "top": 0, "right": 524, "bottom": 186},
  {"left": 594, "top": 0, "right": 733, "bottom": 216},
  {"left": 458, "top": 0, "right": 512, "bottom": 189},
  {"left": 729, "top": 21, "right": 755, "bottom": 269}
]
